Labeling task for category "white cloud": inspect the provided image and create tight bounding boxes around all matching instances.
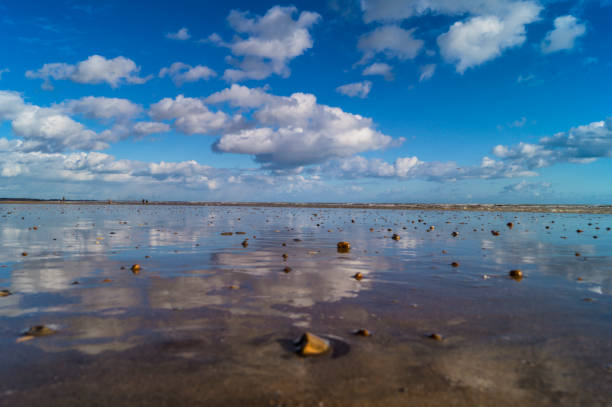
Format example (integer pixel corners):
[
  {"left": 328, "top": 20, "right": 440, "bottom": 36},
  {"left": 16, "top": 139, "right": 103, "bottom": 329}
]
[
  {"left": 437, "top": 2, "right": 541, "bottom": 73},
  {"left": 493, "top": 118, "right": 612, "bottom": 168},
  {"left": 517, "top": 73, "right": 535, "bottom": 83},
  {"left": 541, "top": 15, "right": 586, "bottom": 54},
  {"left": 360, "top": 0, "right": 531, "bottom": 22},
  {"left": 60, "top": 96, "right": 142, "bottom": 121},
  {"left": 362, "top": 62, "right": 393, "bottom": 80},
  {"left": 0, "top": 68, "right": 8, "bottom": 80},
  {"left": 207, "top": 86, "right": 395, "bottom": 167},
  {"left": 502, "top": 180, "right": 551, "bottom": 194},
  {"left": 357, "top": 25, "right": 423, "bottom": 62},
  {"left": 166, "top": 27, "right": 191, "bottom": 40},
  {"left": 336, "top": 81, "right": 372, "bottom": 98},
  {"left": 149, "top": 95, "right": 232, "bottom": 135},
  {"left": 159, "top": 62, "right": 216, "bottom": 85},
  {"left": 132, "top": 121, "right": 171, "bottom": 137},
  {"left": 209, "top": 6, "right": 320, "bottom": 81},
  {"left": 25, "top": 55, "right": 151, "bottom": 89},
  {"left": 419, "top": 64, "right": 436, "bottom": 82}
]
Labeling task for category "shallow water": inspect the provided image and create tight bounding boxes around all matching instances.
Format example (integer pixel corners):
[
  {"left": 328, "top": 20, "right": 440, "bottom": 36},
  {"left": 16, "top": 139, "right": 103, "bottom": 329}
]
[{"left": 0, "top": 204, "right": 611, "bottom": 406}]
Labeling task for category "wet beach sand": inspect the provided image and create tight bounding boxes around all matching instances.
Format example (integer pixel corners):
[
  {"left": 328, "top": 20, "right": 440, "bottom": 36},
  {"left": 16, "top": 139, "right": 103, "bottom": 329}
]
[{"left": 0, "top": 203, "right": 611, "bottom": 406}]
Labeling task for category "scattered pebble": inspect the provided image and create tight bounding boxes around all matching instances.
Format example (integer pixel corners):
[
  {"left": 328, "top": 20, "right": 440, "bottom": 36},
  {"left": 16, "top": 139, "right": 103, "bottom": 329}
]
[
  {"left": 220, "top": 232, "right": 233, "bottom": 236},
  {"left": 428, "top": 333, "right": 443, "bottom": 341},
  {"left": 509, "top": 269, "right": 523, "bottom": 280},
  {"left": 241, "top": 239, "right": 249, "bottom": 247},
  {"left": 354, "top": 329, "right": 371, "bottom": 337},
  {"left": 294, "top": 332, "right": 330, "bottom": 356},
  {"left": 353, "top": 272, "right": 363, "bottom": 281},
  {"left": 131, "top": 264, "right": 141, "bottom": 274},
  {"left": 283, "top": 266, "right": 292, "bottom": 273},
  {"left": 337, "top": 241, "right": 350, "bottom": 253},
  {"left": 451, "top": 262, "right": 459, "bottom": 267},
  {"left": 23, "top": 325, "right": 56, "bottom": 337},
  {"left": 0, "top": 289, "right": 12, "bottom": 297},
  {"left": 491, "top": 230, "right": 500, "bottom": 236},
  {"left": 451, "top": 232, "right": 458, "bottom": 237},
  {"left": 391, "top": 234, "right": 401, "bottom": 240},
  {"left": 506, "top": 222, "right": 513, "bottom": 229}
]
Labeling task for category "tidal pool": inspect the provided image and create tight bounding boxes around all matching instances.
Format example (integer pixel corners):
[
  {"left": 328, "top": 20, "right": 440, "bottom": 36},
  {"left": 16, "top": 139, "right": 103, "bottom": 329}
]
[{"left": 0, "top": 204, "right": 611, "bottom": 406}]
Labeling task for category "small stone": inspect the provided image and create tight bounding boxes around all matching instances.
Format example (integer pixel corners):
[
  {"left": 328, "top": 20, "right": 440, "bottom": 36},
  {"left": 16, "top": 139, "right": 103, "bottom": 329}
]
[
  {"left": 21, "top": 252, "right": 27, "bottom": 256},
  {"left": 241, "top": 239, "right": 249, "bottom": 247},
  {"left": 24, "top": 325, "right": 56, "bottom": 337},
  {"left": 354, "top": 329, "right": 371, "bottom": 337},
  {"left": 102, "top": 278, "right": 112, "bottom": 283},
  {"left": 392, "top": 234, "right": 401, "bottom": 240},
  {"left": 353, "top": 272, "right": 363, "bottom": 281},
  {"left": 0, "top": 289, "right": 12, "bottom": 297},
  {"left": 220, "top": 232, "right": 233, "bottom": 236},
  {"left": 451, "top": 231, "right": 458, "bottom": 237},
  {"left": 451, "top": 262, "right": 459, "bottom": 267},
  {"left": 283, "top": 266, "right": 292, "bottom": 273},
  {"left": 429, "top": 226, "right": 435, "bottom": 231},
  {"left": 509, "top": 269, "right": 523, "bottom": 280},
  {"left": 506, "top": 222, "right": 513, "bottom": 229},
  {"left": 228, "top": 285, "right": 239, "bottom": 290},
  {"left": 337, "top": 241, "right": 350, "bottom": 253},
  {"left": 576, "top": 229, "right": 583, "bottom": 233},
  {"left": 70, "top": 281, "right": 79, "bottom": 285},
  {"left": 131, "top": 264, "right": 141, "bottom": 274},
  {"left": 294, "top": 332, "right": 330, "bottom": 356},
  {"left": 491, "top": 230, "right": 500, "bottom": 236},
  {"left": 235, "top": 231, "right": 246, "bottom": 235},
  {"left": 428, "top": 333, "right": 443, "bottom": 341},
  {"left": 575, "top": 252, "right": 581, "bottom": 256}
]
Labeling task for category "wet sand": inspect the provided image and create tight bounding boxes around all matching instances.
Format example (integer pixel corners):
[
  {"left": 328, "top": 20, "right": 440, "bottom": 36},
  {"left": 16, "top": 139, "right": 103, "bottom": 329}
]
[{"left": 0, "top": 204, "right": 611, "bottom": 406}]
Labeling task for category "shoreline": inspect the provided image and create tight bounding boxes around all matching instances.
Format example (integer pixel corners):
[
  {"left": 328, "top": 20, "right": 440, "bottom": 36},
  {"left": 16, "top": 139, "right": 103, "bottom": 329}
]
[{"left": 1, "top": 200, "right": 612, "bottom": 214}]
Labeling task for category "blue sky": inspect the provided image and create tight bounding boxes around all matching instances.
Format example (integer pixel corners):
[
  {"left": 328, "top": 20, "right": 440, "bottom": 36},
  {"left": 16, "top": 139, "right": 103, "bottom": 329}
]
[{"left": 0, "top": 0, "right": 610, "bottom": 203}]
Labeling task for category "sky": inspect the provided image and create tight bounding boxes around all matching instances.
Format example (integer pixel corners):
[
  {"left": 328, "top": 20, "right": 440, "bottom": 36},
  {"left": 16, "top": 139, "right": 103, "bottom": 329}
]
[{"left": 0, "top": 0, "right": 611, "bottom": 203}]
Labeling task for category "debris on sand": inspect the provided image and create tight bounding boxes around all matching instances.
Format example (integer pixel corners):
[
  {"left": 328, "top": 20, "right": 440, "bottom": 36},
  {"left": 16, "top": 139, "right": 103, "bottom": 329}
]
[
  {"left": 0, "top": 289, "right": 12, "bottom": 297},
  {"left": 337, "top": 241, "right": 350, "bottom": 253},
  {"left": 506, "top": 222, "right": 514, "bottom": 229},
  {"left": 509, "top": 269, "right": 523, "bottom": 280},
  {"left": 283, "top": 266, "right": 292, "bottom": 273},
  {"left": 18, "top": 325, "right": 57, "bottom": 342},
  {"left": 391, "top": 234, "right": 401, "bottom": 240},
  {"left": 451, "top": 262, "right": 459, "bottom": 267},
  {"left": 354, "top": 329, "right": 371, "bottom": 337},
  {"left": 241, "top": 239, "right": 249, "bottom": 248},
  {"left": 491, "top": 230, "right": 500, "bottom": 236},
  {"left": 220, "top": 232, "right": 233, "bottom": 236},
  {"left": 294, "top": 332, "right": 331, "bottom": 356},
  {"left": 353, "top": 272, "right": 363, "bottom": 281},
  {"left": 428, "top": 333, "right": 443, "bottom": 341},
  {"left": 451, "top": 231, "right": 459, "bottom": 237},
  {"left": 131, "top": 264, "right": 141, "bottom": 274}
]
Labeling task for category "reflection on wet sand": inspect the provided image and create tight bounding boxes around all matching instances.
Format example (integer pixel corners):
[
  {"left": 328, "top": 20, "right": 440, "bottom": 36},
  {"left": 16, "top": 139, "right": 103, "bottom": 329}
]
[{"left": 0, "top": 204, "right": 611, "bottom": 406}]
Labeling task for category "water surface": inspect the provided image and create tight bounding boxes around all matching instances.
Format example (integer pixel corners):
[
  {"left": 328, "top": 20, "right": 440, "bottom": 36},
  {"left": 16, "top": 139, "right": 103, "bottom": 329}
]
[{"left": 1, "top": 204, "right": 611, "bottom": 406}]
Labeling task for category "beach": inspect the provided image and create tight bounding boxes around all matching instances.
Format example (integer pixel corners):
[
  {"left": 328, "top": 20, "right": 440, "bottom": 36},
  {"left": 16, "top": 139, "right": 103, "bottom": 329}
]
[{"left": 0, "top": 203, "right": 611, "bottom": 406}]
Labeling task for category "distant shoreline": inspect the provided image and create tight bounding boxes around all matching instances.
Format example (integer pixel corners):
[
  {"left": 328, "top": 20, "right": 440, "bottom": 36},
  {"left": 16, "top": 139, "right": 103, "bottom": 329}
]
[{"left": 1, "top": 199, "right": 611, "bottom": 214}]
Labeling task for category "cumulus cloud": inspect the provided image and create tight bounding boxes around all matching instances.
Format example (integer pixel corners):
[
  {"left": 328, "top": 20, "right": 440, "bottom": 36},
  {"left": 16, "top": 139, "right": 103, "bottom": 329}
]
[
  {"left": 357, "top": 25, "right": 423, "bottom": 62},
  {"left": 132, "top": 121, "right": 171, "bottom": 137},
  {"left": 166, "top": 27, "right": 191, "bottom": 40},
  {"left": 159, "top": 62, "right": 216, "bottom": 85},
  {"left": 60, "top": 96, "right": 142, "bottom": 121},
  {"left": 207, "top": 85, "right": 395, "bottom": 168},
  {"left": 327, "top": 154, "right": 535, "bottom": 181},
  {"left": 493, "top": 118, "right": 612, "bottom": 168},
  {"left": 209, "top": 6, "right": 320, "bottom": 81},
  {"left": 362, "top": 62, "right": 393, "bottom": 80},
  {"left": 437, "top": 2, "right": 541, "bottom": 73},
  {"left": 149, "top": 95, "right": 234, "bottom": 135},
  {"left": 541, "top": 15, "right": 586, "bottom": 54},
  {"left": 336, "top": 81, "right": 372, "bottom": 98},
  {"left": 502, "top": 180, "right": 551, "bottom": 194},
  {"left": 419, "top": 64, "right": 436, "bottom": 82},
  {"left": 25, "top": 55, "right": 151, "bottom": 89},
  {"left": 361, "top": 0, "right": 532, "bottom": 23}
]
